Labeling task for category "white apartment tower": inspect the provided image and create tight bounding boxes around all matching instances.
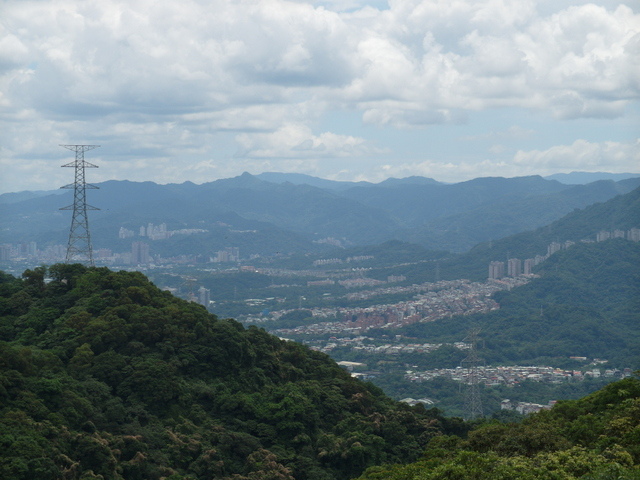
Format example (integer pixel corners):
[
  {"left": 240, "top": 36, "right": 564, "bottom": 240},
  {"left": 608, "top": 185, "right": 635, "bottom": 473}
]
[
  {"left": 131, "top": 241, "right": 150, "bottom": 265},
  {"left": 507, "top": 258, "right": 522, "bottom": 277},
  {"left": 489, "top": 261, "right": 505, "bottom": 279},
  {"left": 523, "top": 258, "right": 535, "bottom": 275},
  {"left": 198, "top": 287, "right": 211, "bottom": 307}
]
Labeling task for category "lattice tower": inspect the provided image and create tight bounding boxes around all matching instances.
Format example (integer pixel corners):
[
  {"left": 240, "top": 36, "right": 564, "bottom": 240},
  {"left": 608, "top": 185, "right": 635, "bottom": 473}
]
[
  {"left": 60, "top": 145, "right": 100, "bottom": 266},
  {"left": 461, "top": 328, "right": 484, "bottom": 420}
]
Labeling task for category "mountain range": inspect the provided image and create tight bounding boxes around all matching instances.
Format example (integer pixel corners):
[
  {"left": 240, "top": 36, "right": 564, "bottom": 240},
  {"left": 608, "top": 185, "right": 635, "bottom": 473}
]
[{"left": 2, "top": 172, "right": 639, "bottom": 256}]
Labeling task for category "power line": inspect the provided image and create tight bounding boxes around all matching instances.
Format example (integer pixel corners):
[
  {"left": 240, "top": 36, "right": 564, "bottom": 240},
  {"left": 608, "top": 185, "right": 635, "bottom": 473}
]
[{"left": 60, "top": 144, "right": 100, "bottom": 266}]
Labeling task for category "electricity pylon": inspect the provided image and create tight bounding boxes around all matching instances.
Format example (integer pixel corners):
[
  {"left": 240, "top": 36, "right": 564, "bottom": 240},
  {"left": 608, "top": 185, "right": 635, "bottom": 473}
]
[
  {"left": 60, "top": 145, "right": 100, "bottom": 266},
  {"left": 461, "top": 328, "right": 484, "bottom": 420}
]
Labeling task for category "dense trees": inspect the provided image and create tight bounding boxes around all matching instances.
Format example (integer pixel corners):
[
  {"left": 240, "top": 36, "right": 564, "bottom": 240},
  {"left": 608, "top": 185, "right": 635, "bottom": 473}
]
[
  {"left": 2, "top": 259, "right": 638, "bottom": 479},
  {"left": 0, "top": 265, "right": 458, "bottom": 480},
  {"left": 356, "top": 376, "right": 640, "bottom": 480}
]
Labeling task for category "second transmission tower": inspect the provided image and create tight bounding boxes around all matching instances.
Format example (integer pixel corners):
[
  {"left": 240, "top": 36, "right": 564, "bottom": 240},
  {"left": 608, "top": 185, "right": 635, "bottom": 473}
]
[
  {"left": 60, "top": 144, "right": 100, "bottom": 266},
  {"left": 461, "top": 328, "right": 484, "bottom": 420}
]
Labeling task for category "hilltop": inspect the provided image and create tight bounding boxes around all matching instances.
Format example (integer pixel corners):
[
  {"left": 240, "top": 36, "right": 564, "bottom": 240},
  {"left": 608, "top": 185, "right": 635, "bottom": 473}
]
[{"left": 0, "top": 264, "right": 463, "bottom": 480}]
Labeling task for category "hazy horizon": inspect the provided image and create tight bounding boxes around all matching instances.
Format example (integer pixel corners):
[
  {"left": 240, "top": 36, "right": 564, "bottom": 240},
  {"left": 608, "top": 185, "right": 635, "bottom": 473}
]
[
  {"left": 1, "top": 0, "right": 638, "bottom": 193},
  {"left": 2, "top": 169, "right": 640, "bottom": 196}
]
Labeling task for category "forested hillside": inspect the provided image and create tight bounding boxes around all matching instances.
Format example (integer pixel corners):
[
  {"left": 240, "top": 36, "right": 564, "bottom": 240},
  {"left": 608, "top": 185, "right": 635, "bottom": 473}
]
[
  {"left": 395, "top": 184, "right": 640, "bottom": 282},
  {"left": 0, "top": 265, "right": 463, "bottom": 480},
  {"left": 387, "top": 239, "right": 640, "bottom": 368},
  {"left": 357, "top": 375, "right": 640, "bottom": 479}
]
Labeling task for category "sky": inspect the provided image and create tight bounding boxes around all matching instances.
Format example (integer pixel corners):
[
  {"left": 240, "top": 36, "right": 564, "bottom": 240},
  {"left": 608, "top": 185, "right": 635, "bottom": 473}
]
[{"left": 0, "top": 0, "right": 639, "bottom": 193}]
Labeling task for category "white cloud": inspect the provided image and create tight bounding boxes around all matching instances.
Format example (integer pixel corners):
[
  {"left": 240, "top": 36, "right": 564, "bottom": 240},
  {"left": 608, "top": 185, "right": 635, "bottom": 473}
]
[
  {"left": 460, "top": 125, "right": 536, "bottom": 142},
  {"left": 4, "top": 0, "right": 636, "bottom": 119},
  {"left": 0, "top": 0, "right": 638, "bottom": 191},
  {"left": 347, "top": 1, "right": 640, "bottom": 123},
  {"left": 512, "top": 139, "right": 640, "bottom": 173},
  {"left": 0, "top": 29, "right": 29, "bottom": 69},
  {"left": 235, "top": 123, "right": 386, "bottom": 158}
]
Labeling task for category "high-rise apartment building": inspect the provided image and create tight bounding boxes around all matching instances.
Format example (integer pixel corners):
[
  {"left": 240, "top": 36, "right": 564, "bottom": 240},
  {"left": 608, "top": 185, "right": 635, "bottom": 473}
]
[
  {"left": 131, "top": 241, "right": 150, "bottom": 265},
  {"left": 523, "top": 258, "right": 535, "bottom": 275},
  {"left": 507, "top": 258, "right": 522, "bottom": 277},
  {"left": 119, "top": 227, "right": 135, "bottom": 239},
  {"left": 215, "top": 247, "right": 240, "bottom": 263},
  {"left": 198, "top": 286, "right": 211, "bottom": 307},
  {"left": 547, "top": 242, "right": 562, "bottom": 256},
  {"left": 488, "top": 261, "right": 505, "bottom": 279}
]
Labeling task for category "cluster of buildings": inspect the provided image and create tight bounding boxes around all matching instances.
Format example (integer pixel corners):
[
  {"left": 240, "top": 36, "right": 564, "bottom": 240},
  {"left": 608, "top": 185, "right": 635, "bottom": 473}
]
[
  {"left": 312, "top": 255, "right": 375, "bottom": 267},
  {"left": 338, "top": 277, "right": 386, "bottom": 289},
  {"left": 598, "top": 228, "right": 640, "bottom": 242},
  {"left": 313, "top": 258, "right": 344, "bottom": 266},
  {"left": 0, "top": 241, "right": 144, "bottom": 266},
  {"left": 1, "top": 221, "right": 218, "bottom": 268},
  {"left": 131, "top": 244, "right": 242, "bottom": 266},
  {"left": 213, "top": 247, "right": 240, "bottom": 263},
  {"left": 489, "top": 246, "right": 567, "bottom": 279},
  {"left": 313, "top": 336, "right": 470, "bottom": 355},
  {"left": 312, "top": 237, "right": 344, "bottom": 247},
  {"left": 343, "top": 278, "right": 459, "bottom": 301},
  {"left": 119, "top": 223, "right": 207, "bottom": 240},
  {"left": 488, "top": 227, "right": 640, "bottom": 279},
  {"left": 1, "top": 241, "right": 55, "bottom": 262},
  {"left": 489, "top": 257, "right": 536, "bottom": 279},
  {"left": 307, "top": 274, "right": 406, "bottom": 289},
  {"left": 405, "top": 365, "right": 634, "bottom": 386},
  {"left": 0, "top": 239, "right": 239, "bottom": 269},
  {"left": 500, "top": 400, "right": 556, "bottom": 415},
  {"left": 267, "top": 277, "right": 531, "bottom": 337}
]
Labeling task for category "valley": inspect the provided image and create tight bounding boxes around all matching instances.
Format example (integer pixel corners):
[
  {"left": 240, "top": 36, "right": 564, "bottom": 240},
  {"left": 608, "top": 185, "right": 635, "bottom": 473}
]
[
  {"left": 2, "top": 178, "right": 639, "bottom": 418},
  {"left": 0, "top": 176, "right": 639, "bottom": 479}
]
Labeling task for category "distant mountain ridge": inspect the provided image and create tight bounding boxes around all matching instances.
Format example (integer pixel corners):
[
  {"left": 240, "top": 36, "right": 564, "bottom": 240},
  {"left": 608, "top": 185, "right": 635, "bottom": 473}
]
[
  {"left": 0, "top": 189, "right": 66, "bottom": 205},
  {"left": 544, "top": 171, "right": 640, "bottom": 184},
  {"left": 255, "top": 172, "right": 442, "bottom": 189},
  {"left": 255, "top": 172, "right": 374, "bottom": 190},
  {"left": 1, "top": 173, "right": 639, "bottom": 257}
]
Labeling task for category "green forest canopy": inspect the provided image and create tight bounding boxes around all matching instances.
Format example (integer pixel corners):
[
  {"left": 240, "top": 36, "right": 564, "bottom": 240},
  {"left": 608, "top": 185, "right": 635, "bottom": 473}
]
[
  {"left": 0, "top": 264, "right": 465, "bottom": 480},
  {"left": 1, "top": 263, "right": 639, "bottom": 480},
  {"left": 356, "top": 375, "right": 640, "bottom": 480}
]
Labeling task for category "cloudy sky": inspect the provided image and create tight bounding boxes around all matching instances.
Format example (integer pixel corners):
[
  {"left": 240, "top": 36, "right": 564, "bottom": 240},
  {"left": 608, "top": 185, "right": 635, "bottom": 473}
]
[{"left": 1, "top": 0, "right": 638, "bottom": 193}]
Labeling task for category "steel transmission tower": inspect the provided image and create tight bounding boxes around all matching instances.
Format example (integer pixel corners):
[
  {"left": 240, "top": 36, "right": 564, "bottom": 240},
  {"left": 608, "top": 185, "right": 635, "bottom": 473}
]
[
  {"left": 461, "top": 328, "right": 484, "bottom": 420},
  {"left": 60, "top": 145, "right": 100, "bottom": 266}
]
